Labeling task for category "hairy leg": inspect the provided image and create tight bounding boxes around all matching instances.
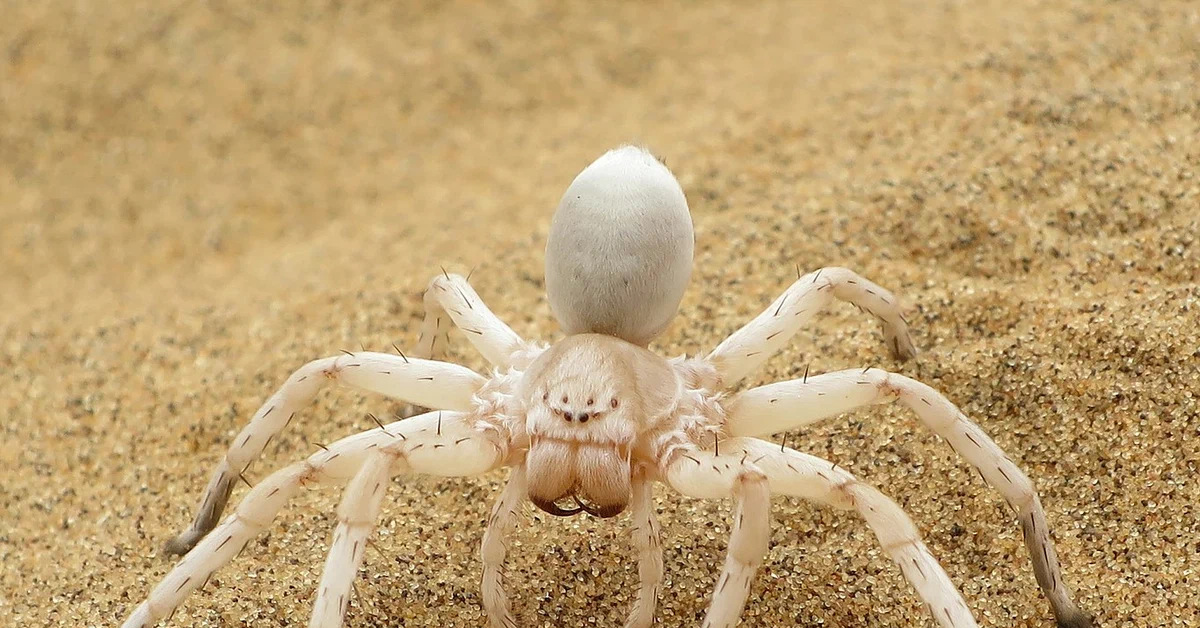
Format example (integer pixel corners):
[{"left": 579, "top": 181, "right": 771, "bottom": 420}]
[
  {"left": 663, "top": 438, "right": 977, "bottom": 628},
  {"left": 726, "top": 369, "right": 1091, "bottom": 627},
  {"left": 165, "top": 352, "right": 485, "bottom": 554},
  {"left": 415, "top": 272, "right": 536, "bottom": 369},
  {"left": 624, "top": 466, "right": 663, "bottom": 628},
  {"left": 707, "top": 267, "right": 916, "bottom": 386},
  {"left": 125, "top": 411, "right": 503, "bottom": 628},
  {"left": 309, "top": 450, "right": 400, "bottom": 628},
  {"left": 661, "top": 445, "right": 771, "bottom": 628},
  {"left": 481, "top": 465, "right": 527, "bottom": 628}
]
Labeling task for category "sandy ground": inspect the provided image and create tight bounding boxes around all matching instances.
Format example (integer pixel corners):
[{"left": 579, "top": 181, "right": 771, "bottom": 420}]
[{"left": 2, "top": 1, "right": 1198, "bottom": 626}]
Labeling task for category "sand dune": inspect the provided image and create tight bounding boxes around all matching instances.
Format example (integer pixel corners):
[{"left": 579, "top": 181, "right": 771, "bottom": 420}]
[{"left": 2, "top": 1, "right": 1196, "bottom": 626}]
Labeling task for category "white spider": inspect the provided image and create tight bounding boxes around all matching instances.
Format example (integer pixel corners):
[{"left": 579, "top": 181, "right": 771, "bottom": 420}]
[{"left": 124, "top": 146, "right": 1092, "bottom": 628}]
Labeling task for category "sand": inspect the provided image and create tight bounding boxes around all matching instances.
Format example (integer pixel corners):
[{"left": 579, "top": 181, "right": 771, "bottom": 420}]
[{"left": 2, "top": 0, "right": 1197, "bottom": 626}]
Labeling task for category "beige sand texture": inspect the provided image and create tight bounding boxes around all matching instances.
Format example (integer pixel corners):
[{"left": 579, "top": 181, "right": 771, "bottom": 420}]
[{"left": 2, "top": 0, "right": 1198, "bottom": 626}]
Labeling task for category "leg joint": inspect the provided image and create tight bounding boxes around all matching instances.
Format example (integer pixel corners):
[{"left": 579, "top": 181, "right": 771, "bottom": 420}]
[
  {"left": 298, "top": 460, "right": 322, "bottom": 485},
  {"left": 736, "top": 469, "right": 768, "bottom": 485},
  {"left": 872, "top": 371, "right": 905, "bottom": 402},
  {"left": 883, "top": 537, "right": 923, "bottom": 553},
  {"left": 828, "top": 477, "right": 861, "bottom": 510},
  {"left": 232, "top": 510, "right": 272, "bottom": 530}
]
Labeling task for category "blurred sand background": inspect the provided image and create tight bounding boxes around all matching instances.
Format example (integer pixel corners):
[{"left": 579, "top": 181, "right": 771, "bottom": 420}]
[{"left": 2, "top": 1, "right": 1198, "bottom": 626}]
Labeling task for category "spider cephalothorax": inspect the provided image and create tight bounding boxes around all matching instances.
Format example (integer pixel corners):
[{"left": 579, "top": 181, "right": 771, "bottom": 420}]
[
  {"left": 522, "top": 334, "right": 681, "bottom": 518},
  {"left": 124, "top": 146, "right": 1092, "bottom": 628}
]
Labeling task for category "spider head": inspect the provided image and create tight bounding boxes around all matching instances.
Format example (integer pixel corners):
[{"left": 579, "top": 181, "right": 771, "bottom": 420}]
[
  {"left": 520, "top": 333, "right": 680, "bottom": 518},
  {"left": 533, "top": 366, "right": 630, "bottom": 425}
]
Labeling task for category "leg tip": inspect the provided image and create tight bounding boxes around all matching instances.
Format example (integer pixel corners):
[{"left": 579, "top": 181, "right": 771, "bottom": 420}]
[
  {"left": 163, "top": 531, "right": 202, "bottom": 556},
  {"left": 886, "top": 327, "right": 919, "bottom": 361},
  {"left": 1056, "top": 609, "right": 1096, "bottom": 628}
]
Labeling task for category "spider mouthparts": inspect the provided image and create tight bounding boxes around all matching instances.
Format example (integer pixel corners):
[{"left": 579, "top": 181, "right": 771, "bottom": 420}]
[
  {"left": 530, "top": 493, "right": 626, "bottom": 518},
  {"left": 531, "top": 495, "right": 585, "bottom": 517},
  {"left": 573, "top": 494, "right": 626, "bottom": 518}
]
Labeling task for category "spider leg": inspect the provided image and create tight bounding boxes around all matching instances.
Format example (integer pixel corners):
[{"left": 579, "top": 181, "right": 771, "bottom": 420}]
[
  {"left": 165, "top": 352, "right": 485, "bottom": 555},
  {"left": 667, "top": 449, "right": 771, "bottom": 628},
  {"left": 125, "top": 411, "right": 503, "bottom": 628},
  {"left": 725, "top": 369, "right": 1092, "bottom": 628},
  {"left": 624, "top": 465, "right": 664, "bottom": 628},
  {"left": 662, "top": 439, "right": 977, "bottom": 628},
  {"left": 480, "top": 465, "right": 526, "bottom": 628},
  {"left": 310, "top": 450, "right": 398, "bottom": 628},
  {"left": 415, "top": 272, "right": 535, "bottom": 369},
  {"left": 706, "top": 267, "right": 915, "bottom": 386}
]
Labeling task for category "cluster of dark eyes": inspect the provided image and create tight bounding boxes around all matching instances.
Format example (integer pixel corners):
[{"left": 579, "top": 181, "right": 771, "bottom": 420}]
[{"left": 541, "top": 393, "right": 619, "bottom": 424}]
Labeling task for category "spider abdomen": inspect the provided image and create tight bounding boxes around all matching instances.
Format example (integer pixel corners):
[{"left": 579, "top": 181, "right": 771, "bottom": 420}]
[{"left": 545, "top": 145, "right": 694, "bottom": 347}]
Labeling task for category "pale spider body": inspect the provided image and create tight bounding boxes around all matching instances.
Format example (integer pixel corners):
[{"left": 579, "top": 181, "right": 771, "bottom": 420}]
[{"left": 124, "top": 146, "right": 1092, "bottom": 628}]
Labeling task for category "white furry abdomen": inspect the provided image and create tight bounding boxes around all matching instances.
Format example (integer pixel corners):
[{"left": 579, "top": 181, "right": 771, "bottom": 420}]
[{"left": 545, "top": 146, "right": 694, "bottom": 346}]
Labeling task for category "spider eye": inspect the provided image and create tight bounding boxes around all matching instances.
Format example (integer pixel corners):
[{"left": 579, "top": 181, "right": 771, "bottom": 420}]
[
  {"left": 562, "top": 395, "right": 569, "bottom": 404},
  {"left": 610, "top": 398, "right": 619, "bottom": 409},
  {"left": 542, "top": 392, "right": 549, "bottom": 402},
  {"left": 586, "top": 398, "right": 594, "bottom": 406}
]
